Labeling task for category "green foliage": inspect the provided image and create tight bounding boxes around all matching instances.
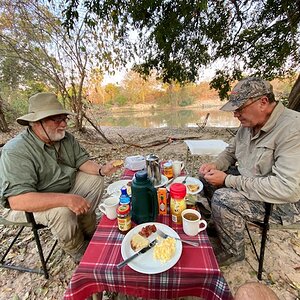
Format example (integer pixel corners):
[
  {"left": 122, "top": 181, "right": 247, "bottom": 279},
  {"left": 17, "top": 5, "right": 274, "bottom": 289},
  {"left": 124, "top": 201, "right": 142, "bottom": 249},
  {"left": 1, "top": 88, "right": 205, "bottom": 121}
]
[
  {"left": 61, "top": 0, "right": 300, "bottom": 101},
  {"left": 210, "top": 69, "right": 243, "bottom": 101},
  {"left": 2, "top": 92, "right": 28, "bottom": 123},
  {"left": 113, "top": 94, "right": 128, "bottom": 106},
  {"left": 178, "top": 97, "right": 194, "bottom": 107}
]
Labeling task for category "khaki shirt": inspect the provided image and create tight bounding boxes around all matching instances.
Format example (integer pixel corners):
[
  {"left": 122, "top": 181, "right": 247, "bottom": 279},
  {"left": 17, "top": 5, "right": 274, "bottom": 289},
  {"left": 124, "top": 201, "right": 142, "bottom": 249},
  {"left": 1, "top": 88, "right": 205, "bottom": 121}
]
[
  {"left": 215, "top": 102, "right": 300, "bottom": 204},
  {"left": 0, "top": 128, "right": 90, "bottom": 208}
]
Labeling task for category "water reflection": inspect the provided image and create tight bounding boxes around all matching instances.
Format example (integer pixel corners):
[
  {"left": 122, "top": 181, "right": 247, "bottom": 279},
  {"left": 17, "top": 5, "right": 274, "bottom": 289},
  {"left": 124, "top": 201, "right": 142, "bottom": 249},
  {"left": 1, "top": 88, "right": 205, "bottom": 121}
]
[{"left": 99, "top": 107, "right": 239, "bottom": 128}]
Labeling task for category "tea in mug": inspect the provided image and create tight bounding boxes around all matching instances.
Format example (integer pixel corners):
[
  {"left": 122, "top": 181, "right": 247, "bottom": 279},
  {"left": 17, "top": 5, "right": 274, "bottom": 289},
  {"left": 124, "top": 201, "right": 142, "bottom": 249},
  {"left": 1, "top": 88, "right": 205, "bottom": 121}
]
[{"left": 183, "top": 212, "right": 199, "bottom": 221}]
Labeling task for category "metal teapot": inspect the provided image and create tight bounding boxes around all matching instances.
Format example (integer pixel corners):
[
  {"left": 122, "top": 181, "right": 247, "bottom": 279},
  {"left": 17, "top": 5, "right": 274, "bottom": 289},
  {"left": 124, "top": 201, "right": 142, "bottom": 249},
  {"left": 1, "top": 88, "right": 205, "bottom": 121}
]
[{"left": 146, "top": 154, "right": 161, "bottom": 186}]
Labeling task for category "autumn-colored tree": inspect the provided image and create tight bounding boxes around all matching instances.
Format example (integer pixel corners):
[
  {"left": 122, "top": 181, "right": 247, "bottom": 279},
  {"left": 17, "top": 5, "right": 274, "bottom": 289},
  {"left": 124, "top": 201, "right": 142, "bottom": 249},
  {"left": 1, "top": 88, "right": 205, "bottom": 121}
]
[
  {"left": 121, "top": 71, "right": 159, "bottom": 104},
  {"left": 86, "top": 68, "right": 105, "bottom": 104},
  {"left": 104, "top": 83, "right": 121, "bottom": 103}
]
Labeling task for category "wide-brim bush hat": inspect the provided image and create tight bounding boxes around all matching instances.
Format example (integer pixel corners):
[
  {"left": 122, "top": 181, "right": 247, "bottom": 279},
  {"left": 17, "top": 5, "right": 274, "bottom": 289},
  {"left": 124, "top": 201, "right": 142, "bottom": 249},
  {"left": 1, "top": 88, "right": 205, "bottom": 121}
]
[
  {"left": 17, "top": 92, "right": 74, "bottom": 126},
  {"left": 220, "top": 77, "right": 273, "bottom": 111}
]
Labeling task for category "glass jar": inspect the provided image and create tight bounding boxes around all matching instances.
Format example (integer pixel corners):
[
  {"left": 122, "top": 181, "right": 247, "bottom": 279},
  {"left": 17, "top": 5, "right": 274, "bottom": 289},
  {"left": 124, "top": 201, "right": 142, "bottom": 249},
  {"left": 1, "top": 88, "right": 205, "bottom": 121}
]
[
  {"left": 170, "top": 183, "right": 186, "bottom": 224},
  {"left": 117, "top": 204, "right": 132, "bottom": 234},
  {"left": 163, "top": 161, "right": 173, "bottom": 179}
]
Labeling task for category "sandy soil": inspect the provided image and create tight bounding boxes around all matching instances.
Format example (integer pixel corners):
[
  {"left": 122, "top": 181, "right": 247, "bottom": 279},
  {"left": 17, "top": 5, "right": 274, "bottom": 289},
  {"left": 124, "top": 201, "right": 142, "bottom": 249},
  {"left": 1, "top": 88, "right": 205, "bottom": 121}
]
[{"left": 0, "top": 124, "right": 299, "bottom": 300}]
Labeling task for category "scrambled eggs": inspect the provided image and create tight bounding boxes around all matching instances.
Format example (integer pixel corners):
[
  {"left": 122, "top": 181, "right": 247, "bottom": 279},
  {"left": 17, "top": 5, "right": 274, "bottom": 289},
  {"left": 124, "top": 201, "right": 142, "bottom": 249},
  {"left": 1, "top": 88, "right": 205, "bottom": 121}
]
[{"left": 153, "top": 237, "right": 176, "bottom": 263}]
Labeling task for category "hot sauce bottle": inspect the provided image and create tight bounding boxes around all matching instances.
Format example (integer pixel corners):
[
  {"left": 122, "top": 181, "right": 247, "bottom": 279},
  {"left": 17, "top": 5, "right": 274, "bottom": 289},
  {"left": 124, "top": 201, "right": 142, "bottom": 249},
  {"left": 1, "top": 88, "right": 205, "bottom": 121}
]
[{"left": 157, "top": 187, "right": 167, "bottom": 215}]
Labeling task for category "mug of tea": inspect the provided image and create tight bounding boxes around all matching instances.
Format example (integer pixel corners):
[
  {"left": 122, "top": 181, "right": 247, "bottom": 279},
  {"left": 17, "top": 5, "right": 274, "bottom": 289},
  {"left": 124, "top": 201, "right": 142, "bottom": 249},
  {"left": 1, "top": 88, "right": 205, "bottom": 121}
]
[
  {"left": 172, "top": 160, "right": 185, "bottom": 178},
  {"left": 99, "top": 196, "right": 119, "bottom": 220},
  {"left": 181, "top": 209, "right": 207, "bottom": 236}
]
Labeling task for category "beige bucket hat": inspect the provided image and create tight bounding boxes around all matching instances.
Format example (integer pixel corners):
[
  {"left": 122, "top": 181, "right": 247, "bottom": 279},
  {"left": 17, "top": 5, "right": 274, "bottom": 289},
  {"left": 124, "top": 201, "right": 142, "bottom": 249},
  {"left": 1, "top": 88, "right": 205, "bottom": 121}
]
[{"left": 17, "top": 92, "right": 74, "bottom": 126}]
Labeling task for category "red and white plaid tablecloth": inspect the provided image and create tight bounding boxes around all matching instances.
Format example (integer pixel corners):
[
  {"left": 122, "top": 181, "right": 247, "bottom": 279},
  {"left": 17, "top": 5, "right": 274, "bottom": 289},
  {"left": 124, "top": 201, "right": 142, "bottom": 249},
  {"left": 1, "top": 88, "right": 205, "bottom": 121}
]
[{"left": 64, "top": 215, "right": 233, "bottom": 300}]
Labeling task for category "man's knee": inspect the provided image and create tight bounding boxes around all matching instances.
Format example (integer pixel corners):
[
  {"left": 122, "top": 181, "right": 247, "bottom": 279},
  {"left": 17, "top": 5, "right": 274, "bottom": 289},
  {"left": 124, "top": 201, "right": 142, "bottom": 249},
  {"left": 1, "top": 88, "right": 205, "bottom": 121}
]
[
  {"left": 211, "top": 188, "right": 231, "bottom": 208},
  {"left": 71, "top": 172, "right": 104, "bottom": 210},
  {"left": 47, "top": 207, "right": 76, "bottom": 224}
]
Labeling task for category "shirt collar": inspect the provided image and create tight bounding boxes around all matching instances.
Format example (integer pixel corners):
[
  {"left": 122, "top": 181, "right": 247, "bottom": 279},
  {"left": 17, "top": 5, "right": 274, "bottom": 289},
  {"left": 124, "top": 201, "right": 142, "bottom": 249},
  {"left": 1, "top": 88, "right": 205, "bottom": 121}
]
[
  {"left": 260, "top": 101, "right": 285, "bottom": 133},
  {"left": 27, "top": 127, "right": 46, "bottom": 149}
]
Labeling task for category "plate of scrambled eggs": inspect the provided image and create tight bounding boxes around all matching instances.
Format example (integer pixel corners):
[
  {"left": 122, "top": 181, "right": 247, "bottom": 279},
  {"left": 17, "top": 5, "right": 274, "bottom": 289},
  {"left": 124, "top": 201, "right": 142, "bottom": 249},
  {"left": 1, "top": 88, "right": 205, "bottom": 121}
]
[{"left": 121, "top": 222, "right": 182, "bottom": 274}]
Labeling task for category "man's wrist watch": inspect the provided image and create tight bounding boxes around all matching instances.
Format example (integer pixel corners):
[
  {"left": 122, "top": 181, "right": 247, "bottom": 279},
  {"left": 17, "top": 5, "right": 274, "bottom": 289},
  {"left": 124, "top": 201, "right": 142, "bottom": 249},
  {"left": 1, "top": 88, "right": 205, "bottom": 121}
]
[{"left": 98, "top": 166, "right": 105, "bottom": 177}]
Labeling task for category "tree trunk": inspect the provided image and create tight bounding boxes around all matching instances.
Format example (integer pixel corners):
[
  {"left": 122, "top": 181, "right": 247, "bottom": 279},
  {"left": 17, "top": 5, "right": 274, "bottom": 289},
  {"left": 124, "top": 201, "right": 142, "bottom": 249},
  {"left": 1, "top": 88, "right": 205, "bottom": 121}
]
[
  {"left": 0, "top": 95, "right": 9, "bottom": 132},
  {"left": 288, "top": 74, "right": 300, "bottom": 112}
]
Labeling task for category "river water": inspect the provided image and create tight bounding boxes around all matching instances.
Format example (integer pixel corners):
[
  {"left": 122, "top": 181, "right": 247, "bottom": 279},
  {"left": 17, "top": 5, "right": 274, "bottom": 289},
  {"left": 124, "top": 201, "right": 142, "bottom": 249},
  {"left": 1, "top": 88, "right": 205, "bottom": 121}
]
[{"left": 99, "top": 106, "right": 239, "bottom": 128}]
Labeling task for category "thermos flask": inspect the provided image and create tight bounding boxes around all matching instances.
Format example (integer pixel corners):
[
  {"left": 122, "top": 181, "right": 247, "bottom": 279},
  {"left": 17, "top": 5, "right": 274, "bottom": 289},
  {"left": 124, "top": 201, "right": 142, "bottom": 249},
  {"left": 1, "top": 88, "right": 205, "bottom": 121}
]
[{"left": 131, "top": 170, "right": 158, "bottom": 224}]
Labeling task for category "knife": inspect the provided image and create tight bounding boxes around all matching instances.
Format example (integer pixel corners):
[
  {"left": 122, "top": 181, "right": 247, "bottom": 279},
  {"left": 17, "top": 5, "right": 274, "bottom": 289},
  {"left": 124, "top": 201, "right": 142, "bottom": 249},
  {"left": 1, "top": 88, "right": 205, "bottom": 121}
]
[{"left": 117, "top": 239, "right": 157, "bottom": 269}]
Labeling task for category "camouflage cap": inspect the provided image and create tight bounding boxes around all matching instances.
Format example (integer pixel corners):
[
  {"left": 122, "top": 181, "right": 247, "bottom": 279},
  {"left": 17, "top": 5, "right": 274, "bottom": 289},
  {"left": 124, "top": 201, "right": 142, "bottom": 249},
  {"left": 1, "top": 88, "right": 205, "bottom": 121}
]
[{"left": 220, "top": 77, "right": 273, "bottom": 111}]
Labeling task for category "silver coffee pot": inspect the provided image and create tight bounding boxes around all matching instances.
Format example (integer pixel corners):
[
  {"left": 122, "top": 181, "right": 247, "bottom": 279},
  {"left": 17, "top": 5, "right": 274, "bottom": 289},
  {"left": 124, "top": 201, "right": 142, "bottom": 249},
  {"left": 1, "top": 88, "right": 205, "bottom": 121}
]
[{"left": 146, "top": 154, "right": 161, "bottom": 186}]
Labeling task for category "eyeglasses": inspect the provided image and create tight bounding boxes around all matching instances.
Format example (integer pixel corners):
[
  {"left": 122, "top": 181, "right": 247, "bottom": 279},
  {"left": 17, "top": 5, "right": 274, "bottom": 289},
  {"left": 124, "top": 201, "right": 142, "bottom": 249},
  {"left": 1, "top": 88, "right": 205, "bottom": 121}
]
[
  {"left": 47, "top": 115, "right": 69, "bottom": 124},
  {"left": 234, "top": 97, "right": 262, "bottom": 114}
]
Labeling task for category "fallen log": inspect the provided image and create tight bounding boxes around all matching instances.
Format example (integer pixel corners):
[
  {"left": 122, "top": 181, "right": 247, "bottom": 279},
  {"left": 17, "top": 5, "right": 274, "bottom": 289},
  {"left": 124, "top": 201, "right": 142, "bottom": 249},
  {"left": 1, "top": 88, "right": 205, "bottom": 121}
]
[
  {"left": 83, "top": 113, "right": 112, "bottom": 144},
  {"left": 117, "top": 134, "right": 201, "bottom": 148}
]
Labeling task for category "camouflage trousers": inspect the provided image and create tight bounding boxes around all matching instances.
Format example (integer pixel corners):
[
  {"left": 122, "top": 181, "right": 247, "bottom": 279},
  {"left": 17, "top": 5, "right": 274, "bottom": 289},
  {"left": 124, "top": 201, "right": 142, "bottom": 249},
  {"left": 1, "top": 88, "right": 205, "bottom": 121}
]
[
  {"left": 201, "top": 170, "right": 300, "bottom": 257},
  {"left": 211, "top": 188, "right": 268, "bottom": 257}
]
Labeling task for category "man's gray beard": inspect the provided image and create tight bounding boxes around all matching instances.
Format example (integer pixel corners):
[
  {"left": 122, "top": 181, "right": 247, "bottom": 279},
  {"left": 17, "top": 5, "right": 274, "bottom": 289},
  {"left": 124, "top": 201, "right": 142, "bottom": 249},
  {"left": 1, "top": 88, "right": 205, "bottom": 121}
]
[{"left": 48, "top": 131, "right": 66, "bottom": 142}]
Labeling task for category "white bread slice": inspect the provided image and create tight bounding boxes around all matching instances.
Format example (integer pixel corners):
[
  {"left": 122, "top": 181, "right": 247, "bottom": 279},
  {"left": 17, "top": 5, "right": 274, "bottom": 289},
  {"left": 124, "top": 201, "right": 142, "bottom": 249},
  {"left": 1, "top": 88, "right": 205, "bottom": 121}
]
[{"left": 130, "top": 233, "right": 149, "bottom": 252}]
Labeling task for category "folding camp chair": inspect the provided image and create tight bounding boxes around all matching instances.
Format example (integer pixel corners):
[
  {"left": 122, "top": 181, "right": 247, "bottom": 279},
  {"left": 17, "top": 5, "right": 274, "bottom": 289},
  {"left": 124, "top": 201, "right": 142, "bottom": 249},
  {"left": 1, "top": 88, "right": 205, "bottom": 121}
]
[
  {"left": 0, "top": 211, "right": 57, "bottom": 279},
  {"left": 245, "top": 202, "right": 300, "bottom": 280}
]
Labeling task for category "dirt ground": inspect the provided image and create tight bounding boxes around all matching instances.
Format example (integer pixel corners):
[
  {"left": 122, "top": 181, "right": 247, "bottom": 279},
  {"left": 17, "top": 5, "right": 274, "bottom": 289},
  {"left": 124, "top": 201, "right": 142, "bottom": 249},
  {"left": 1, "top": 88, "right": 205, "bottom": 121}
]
[{"left": 0, "top": 124, "right": 299, "bottom": 300}]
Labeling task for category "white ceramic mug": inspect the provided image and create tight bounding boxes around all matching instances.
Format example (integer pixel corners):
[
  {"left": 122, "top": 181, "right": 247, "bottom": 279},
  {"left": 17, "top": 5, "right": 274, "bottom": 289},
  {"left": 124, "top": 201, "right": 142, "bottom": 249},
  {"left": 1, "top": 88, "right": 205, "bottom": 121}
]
[
  {"left": 181, "top": 209, "right": 207, "bottom": 236},
  {"left": 172, "top": 160, "right": 185, "bottom": 178},
  {"left": 99, "top": 197, "right": 119, "bottom": 220}
]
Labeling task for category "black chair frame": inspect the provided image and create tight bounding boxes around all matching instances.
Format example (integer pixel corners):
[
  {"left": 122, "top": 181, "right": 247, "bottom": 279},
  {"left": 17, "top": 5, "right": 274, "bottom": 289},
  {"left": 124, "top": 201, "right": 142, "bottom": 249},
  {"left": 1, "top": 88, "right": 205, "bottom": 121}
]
[
  {"left": 0, "top": 212, "right": 58, "bottom": 279},
  {"left": 245, "top": 202, "right": 273, "bottom": 280}
]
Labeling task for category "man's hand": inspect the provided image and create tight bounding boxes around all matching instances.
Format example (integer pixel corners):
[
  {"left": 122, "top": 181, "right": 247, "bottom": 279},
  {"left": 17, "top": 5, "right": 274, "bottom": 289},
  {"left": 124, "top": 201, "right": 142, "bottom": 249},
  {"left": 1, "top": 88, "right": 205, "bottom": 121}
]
[
  {"left": 199, "top": 163, "right": 217, "bottom": 175},
  {"left": 101, "top": 160, "right": 122, "bottom": 176},
  {"left": 67, "top": 194, "right": 91, "bottom": 215},
  {"left": 204, "top": 169, "right": 227, "bottom": 187}
]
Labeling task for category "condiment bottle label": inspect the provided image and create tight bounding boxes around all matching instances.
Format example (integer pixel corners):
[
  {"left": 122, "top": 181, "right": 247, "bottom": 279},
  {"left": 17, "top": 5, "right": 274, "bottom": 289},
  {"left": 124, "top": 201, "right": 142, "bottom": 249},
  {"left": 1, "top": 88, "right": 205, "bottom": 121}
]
[
  {"left": 170, "top": 198, "right": 186, "bottom": 224},
  {"left": 157, "top": 188, "right": 167, "bottom": 215},
  {"left": 118, "top": 216, "right": 131, "bottom": 232}
]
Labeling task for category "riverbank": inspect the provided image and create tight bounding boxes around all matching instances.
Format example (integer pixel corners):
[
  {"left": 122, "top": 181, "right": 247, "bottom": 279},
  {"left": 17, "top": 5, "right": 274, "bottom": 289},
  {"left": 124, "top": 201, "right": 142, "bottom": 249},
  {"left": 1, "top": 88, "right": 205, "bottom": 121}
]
[
  {"left": 85, "top": 101, "right": 240, "bottom": 128},
  {"left": 0, "top": 125, "right": 299, "bottom": 299}
]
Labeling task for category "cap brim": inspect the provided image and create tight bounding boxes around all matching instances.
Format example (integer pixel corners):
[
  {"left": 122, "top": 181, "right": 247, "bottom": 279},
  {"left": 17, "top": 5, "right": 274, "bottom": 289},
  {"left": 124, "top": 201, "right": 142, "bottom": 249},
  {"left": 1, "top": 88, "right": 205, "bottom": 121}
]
[
  {"left": 220, "top": 101, "right": 240, "bottom": 112},
  {"left": 17, "top": 109, "right": 75, "bottom": 126}
]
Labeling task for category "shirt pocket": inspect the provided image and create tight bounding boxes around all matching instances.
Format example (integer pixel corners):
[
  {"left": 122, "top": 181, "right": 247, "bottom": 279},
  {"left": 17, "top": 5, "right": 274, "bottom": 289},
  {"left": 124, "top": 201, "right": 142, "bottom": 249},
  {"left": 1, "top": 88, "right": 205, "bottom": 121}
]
[{"left": 255, "top": 145, "right": 275, "bottom": 176}]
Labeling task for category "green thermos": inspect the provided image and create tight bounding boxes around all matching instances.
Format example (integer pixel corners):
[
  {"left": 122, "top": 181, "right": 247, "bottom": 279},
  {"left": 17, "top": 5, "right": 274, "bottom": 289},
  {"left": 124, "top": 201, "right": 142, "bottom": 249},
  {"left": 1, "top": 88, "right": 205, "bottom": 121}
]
[{"left": 131, "top": 170, "right": 158, "bottom": 224}]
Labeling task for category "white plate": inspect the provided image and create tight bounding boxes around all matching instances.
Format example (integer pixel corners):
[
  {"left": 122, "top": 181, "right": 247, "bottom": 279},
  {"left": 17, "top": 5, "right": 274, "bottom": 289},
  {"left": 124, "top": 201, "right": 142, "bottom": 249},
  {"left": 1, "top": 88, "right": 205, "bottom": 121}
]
[
  {"left": 106, "top": 180, "right": 131, "bottom": 196},
  {"left": 167, "top": 176, "right": 203, "bottom": 195},
  {"left": 154, "top": 174, "right": 169, "bottom": 188},
  {"left": 120, "top": 222, "right": 182, "bottom": 274}
]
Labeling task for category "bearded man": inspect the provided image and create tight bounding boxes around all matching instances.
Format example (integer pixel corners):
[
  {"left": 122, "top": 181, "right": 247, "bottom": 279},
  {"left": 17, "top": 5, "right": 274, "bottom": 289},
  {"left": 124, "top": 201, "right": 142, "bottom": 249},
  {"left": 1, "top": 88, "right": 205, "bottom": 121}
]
[{"left": 0, "top": 93, "right": 121, "bottom": 262}]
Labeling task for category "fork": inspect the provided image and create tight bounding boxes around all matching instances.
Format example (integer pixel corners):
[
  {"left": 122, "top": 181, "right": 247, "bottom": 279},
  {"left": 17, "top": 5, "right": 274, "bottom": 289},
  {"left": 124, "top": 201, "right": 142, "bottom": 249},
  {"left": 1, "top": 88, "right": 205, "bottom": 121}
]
[
  {"left": 156, "top": 229, "right": 199, "bottom": 247},
  {"left": 182, "top": 174, "right": 189, "bottom": 184}
]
